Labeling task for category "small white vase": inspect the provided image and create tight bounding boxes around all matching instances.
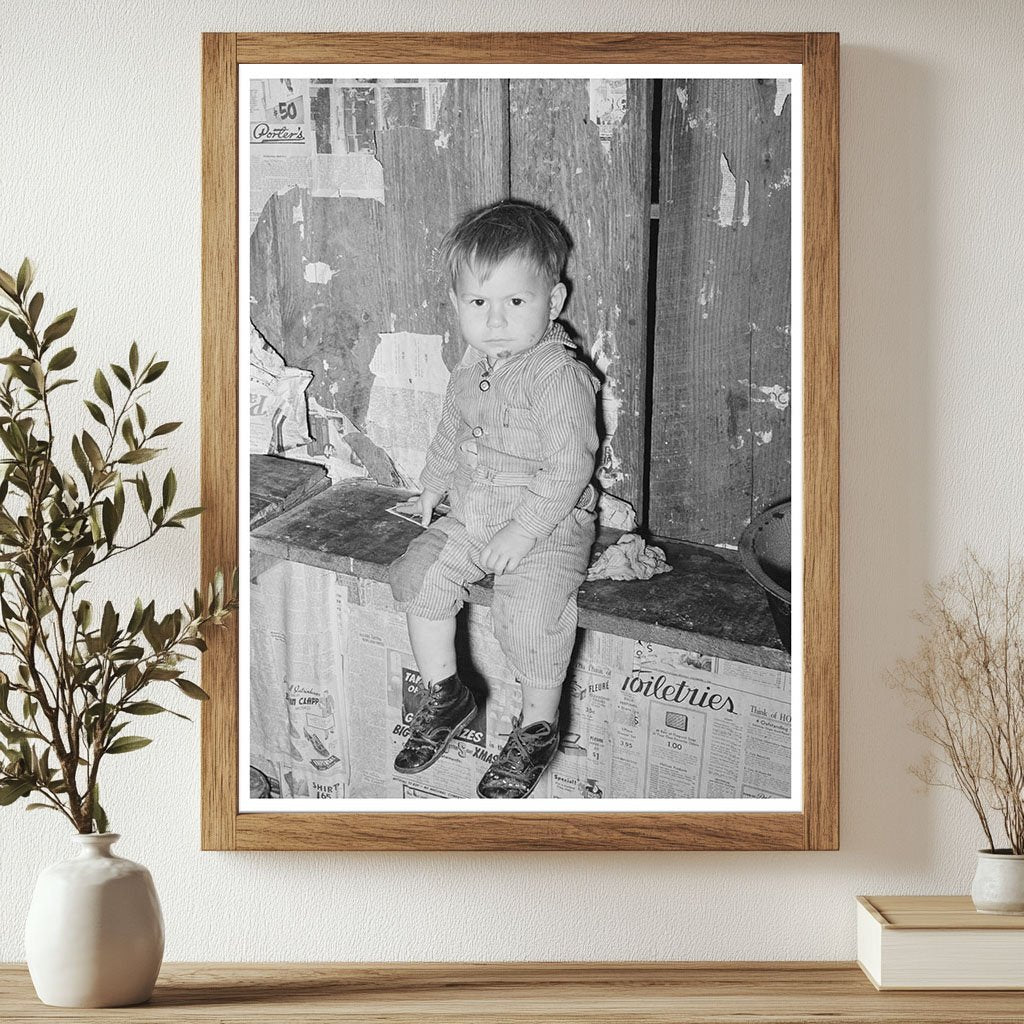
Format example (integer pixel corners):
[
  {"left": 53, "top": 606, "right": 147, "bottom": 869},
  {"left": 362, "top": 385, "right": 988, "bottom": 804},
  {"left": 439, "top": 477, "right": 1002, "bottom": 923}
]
[
  {"left": 970, "top": 849, "right": 1024, "bottom": 915},
  {"left": 25, "top": 833, "right": 164, "bottom": 1007}
]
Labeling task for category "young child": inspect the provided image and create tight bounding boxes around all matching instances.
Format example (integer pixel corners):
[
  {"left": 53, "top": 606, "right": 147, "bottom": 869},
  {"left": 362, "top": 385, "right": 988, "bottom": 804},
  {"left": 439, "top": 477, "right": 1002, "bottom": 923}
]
[{"left": 388, "top": 200, "right": 599, "bottom": 799}]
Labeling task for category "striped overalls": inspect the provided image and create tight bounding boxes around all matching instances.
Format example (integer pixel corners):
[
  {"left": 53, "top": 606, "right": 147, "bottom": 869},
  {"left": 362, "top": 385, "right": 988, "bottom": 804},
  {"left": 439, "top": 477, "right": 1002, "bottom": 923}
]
[{"left": 389, "top": 322, "right": 599, "bottom": 688}]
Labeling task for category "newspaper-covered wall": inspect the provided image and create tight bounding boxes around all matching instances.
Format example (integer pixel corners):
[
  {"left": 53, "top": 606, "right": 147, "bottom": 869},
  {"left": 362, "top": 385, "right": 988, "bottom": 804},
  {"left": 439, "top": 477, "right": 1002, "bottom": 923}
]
[{"left": 249, "top": 560, "right": 791, "bottom": 802}]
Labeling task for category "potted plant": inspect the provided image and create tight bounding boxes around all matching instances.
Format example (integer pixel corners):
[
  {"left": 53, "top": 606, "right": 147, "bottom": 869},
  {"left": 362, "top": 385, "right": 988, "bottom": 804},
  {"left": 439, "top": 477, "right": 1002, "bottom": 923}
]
[
  {"left": 895, "top": 551, "right": 1024, "bottom": 914},
  {"left": 0, "top": 259, "right": 236, "bottom": 1005}
]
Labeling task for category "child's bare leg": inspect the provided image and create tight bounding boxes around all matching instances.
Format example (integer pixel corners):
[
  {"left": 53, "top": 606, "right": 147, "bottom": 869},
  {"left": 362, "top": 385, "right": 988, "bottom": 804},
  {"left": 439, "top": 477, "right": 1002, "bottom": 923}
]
[
  {"left": 520, "top": 681, "right": 561, "bottom": 726},
  {"left": 407, "top": 613, "right": 457, "bottom": 683}
]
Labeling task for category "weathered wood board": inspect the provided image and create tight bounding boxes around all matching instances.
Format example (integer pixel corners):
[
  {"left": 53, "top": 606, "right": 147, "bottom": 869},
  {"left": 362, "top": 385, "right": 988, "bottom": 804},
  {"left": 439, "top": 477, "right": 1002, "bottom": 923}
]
[
  {"left": 509, "top": 78, "right": 653, "bottom": 518},
  {"left": 249, "top": 78, "right": 508, "bottom": 488},
  {"left": 250, "top": 479, "right": 788, "bottom": 665},
  {"left": 650, "top": 78, "right": 792, "bottom": 544},
  {"left": 249, "top": 454, "right": 329, "bottom": 528},
  {"left": 377, "top": 78, "right": 509, "bottom": 369}
]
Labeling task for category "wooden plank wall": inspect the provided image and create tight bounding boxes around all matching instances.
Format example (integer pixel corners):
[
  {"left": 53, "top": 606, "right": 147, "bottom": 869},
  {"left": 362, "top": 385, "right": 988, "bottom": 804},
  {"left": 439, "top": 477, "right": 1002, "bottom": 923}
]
[
  {"left": 377, "top": 79, "right": 509, "bottom": 370},
  {"left": 649, "top": 78, "right": 792, "bottom": 545},
  {"left": 249, "top": 76, "right": 791, "bottom": 546},
  {"left": 510, "top": 79, "right": 653, "bottom": 517},
  {"left": 249, "top": 79, "right": 507, "bottom": 485}
]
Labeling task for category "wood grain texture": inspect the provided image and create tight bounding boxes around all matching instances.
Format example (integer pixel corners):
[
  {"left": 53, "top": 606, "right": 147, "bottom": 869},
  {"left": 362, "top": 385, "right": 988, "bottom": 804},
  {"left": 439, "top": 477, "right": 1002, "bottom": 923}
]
[
  {"left": 801, "top": 33, "right": 840, "bottom": 852},
  {"left": 248, "top": 455, "right": 328, "bottom": 528},
  {"left": 860, "top": 896, "right": 1024, "bottom": 930},
  {"left": 232, "top": 811, "right": 804, "bottom": 851},
  {"left": 201, "top": 33, "right": 839, "bottom": 852},
  {"left": 650, "top": 78, "right": 792, "bottom": 545},
  {"left": 510, "top": 78, "right": 652, "bottom": 515},
  {"left": 378, "top": 78, "right": 508, "bottom": 370},
  {"left": 3, "top": 962, "right": 1022, "bottom": 1023},
  {"left": 200, "top": 33, "right": 238, "bottom": 852},
  {"left": 236, "top": 33, "right": 808, "bottom": 64}
]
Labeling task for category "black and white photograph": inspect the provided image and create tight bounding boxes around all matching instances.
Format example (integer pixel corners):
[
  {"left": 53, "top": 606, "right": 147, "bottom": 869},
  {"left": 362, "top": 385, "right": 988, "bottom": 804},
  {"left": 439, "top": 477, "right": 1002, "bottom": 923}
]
[{"left": 242, "top": 64, "right": 801, "bottom": 809}]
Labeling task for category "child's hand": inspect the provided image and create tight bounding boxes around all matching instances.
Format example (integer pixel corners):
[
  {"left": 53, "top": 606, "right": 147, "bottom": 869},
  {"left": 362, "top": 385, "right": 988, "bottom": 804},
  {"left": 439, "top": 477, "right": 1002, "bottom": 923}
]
[
  {"left": 398, "top": 489, "right": 444, "bottom": 527},
  {"left": 479, "top": 522, "right": 538, "bottom": 575}
]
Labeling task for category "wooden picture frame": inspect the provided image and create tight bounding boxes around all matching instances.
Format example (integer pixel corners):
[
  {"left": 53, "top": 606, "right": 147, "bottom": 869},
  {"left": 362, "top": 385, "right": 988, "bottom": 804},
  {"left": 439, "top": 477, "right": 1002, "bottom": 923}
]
[{"left": 201, "top": 32, "right": 838, "bottom": 851}]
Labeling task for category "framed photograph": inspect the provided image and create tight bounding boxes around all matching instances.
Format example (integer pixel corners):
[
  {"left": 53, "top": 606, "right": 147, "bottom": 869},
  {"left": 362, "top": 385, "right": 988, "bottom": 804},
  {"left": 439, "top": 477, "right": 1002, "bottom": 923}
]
[{"left": 201, "top": 33, "right": 838, "bottom": 850}]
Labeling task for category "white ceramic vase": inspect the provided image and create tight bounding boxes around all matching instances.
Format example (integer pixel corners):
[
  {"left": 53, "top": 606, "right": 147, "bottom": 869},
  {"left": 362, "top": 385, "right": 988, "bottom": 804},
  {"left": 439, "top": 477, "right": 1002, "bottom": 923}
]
[
  {"left": 24, "top": 833, "right": 164, "bottom": 1007},
  {"left": 970, "top": 849, "right": 1024, "bottom": 915}
]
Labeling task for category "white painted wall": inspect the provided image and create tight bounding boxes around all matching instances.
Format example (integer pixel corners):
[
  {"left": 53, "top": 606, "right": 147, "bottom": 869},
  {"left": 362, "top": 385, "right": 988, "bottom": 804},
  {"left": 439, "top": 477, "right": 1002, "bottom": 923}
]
[{"left": 2, "top": 0, "right": 1022, "bottom": 961}]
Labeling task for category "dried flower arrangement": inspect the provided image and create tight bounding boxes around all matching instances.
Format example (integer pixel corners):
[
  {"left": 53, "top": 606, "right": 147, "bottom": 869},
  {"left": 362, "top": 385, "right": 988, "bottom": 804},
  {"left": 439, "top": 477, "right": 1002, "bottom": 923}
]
[{"left": 894, "top": 552, "right": 1024, "bottom": 854}]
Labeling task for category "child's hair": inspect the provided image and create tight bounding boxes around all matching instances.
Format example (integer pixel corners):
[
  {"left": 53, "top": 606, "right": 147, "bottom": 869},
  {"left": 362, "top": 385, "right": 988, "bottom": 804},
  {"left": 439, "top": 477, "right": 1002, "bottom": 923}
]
[{"left": 439, "top": 200, "right": 570, "bottom": 290}]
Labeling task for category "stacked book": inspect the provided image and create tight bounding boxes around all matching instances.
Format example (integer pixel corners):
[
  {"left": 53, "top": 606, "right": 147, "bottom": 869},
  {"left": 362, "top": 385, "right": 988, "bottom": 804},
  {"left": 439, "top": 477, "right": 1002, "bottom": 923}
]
[{"left": 857, "top": 895, "right": 1024, "bottom": 990}]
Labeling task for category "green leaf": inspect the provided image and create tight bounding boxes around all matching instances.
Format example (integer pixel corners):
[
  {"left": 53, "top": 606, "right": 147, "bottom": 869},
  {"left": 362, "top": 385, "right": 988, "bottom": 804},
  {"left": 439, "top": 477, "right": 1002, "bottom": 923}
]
[
  {"left": 100, "top": 601, "right": 117, "bottom": 647},
  {"left": 0, "top": 268, "right": 18, "bottom": 300},
  {"left": 8, "top": 316, "right": 31, "bottom": 344},
  {"left": 26, "top": 803, "right": 61, "bottom": 813},
  {"left": 91, "top": 785, "right": 108, "bottom": 834},
  {"left": 77, "top": 600, "right": 93, "bottom": 630},
  {"left": 126, "top": 598, "right": 146, "bottom": 635},
  {"left": 168, "top": 507, "right": 203, "bottom": 524},
  {"left": 136, "top": 473, "right": 152, "bottom": 513},
  {"left": 136, "top": 404, "right": 147, "bottom": 432},
  {"left": 0, "top": 722, "right": 28, "bottom": 742},
  {"left": 129, "top": 342, "right": 139, "bottom": 375},
  {"left": 142, "top": 360, "right": 168, "bottom": 383},
  {"left": 47, "top": 346, "right": 77, "bottom": 371},
  {"left": 121, "top": 418, "right": 137, "bottom": 449},
  {"left": 83, "top": 400, "right": 106, "bottom": 427},
  {"left": 93, "top": 369, "right": 113, "bottom": 408},
  {"left": 0, "top": 779, "right": 33, "bottom": 805},
  {"left": 162, "top": 468, "right": 176, "bottom": 508},
  {"left": 150, "top": 421, "right": 181, "bottom": 438},
  {"left": 175, "top": 679, "right": 210, "bottom": 701},
  {"left": 16, "top": 258, "right": 34, "bottom": 298},
  {"left": 81, "top": 431, "right": 105, "bottom": 472},
  {"left": 118, "top": 448, "right": 157, "bottom": 465},
  {"left": 110, "top": 363, "right": 131, "bottom": 388},
  {"left": 42, "top": 308, "right": 77, "bottom": 344},
  {"left": 27, "top": 292, "right": 43, "bottom": 328},
  {"left": 101, "top": 498, "right": 116, "bottom": 547},
  {"left": 124, "top": 701, "right": 170, "bottom": 716},
  {"left": 105, "top": 736, "right": 152, "bottom": 755},
  {"left": 71, "top": 435, "right": 92, "bottom": 482}
]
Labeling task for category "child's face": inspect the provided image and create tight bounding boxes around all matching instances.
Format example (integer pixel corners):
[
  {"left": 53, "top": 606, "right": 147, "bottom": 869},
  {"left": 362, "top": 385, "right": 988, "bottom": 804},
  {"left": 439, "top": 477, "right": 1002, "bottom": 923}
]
[{"left": 450, "top": 256, "right": 567, "bottom": 361}]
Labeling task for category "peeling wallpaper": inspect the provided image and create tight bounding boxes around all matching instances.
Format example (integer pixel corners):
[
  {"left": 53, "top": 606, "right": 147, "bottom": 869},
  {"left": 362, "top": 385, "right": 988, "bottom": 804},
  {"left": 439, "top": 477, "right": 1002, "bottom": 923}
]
[{"left": 1, "top": 0, "right": 1023, "bottom": 962}]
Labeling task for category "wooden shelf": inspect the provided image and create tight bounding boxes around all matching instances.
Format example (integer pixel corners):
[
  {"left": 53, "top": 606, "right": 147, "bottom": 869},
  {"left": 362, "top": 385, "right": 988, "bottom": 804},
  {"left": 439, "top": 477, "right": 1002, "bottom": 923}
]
[
  {"left": 3, "top": 962, "right": 1023, "bottom": 1022},
  {"left": 250, "top": 474, "right": 790, "bottom": 670}
]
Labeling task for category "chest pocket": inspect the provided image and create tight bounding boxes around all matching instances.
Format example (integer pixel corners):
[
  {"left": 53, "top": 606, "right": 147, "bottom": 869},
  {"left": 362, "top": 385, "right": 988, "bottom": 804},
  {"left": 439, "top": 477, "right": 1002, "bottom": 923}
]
[{"left": 498, "top": 403, "right": 543, "bottom": 460}]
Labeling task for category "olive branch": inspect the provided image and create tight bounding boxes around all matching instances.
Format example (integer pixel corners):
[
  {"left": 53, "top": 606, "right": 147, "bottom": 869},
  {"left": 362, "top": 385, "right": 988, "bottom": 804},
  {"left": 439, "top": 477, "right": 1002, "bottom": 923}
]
[{"left": 0, "top": 259, "right": 236, "bottom": 833}]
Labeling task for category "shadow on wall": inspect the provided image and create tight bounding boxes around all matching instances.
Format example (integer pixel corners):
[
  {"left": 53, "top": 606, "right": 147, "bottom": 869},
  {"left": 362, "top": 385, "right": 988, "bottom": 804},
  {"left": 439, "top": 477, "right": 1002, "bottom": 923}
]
[{"left": 839, "top": 48, "right": 937, "bottom": 866}]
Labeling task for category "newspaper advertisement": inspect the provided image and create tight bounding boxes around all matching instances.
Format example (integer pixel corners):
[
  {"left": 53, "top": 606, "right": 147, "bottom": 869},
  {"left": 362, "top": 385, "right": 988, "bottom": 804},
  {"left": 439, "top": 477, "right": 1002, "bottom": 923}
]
[
  {"left": 249, "top": 78, "right": 450, "bottom": 232},
  {"left": 249, "top": 559, "right": 350, "bottom": 799},
  {"left": 248, "top": 566, "right": 791, "bottom": 801}
]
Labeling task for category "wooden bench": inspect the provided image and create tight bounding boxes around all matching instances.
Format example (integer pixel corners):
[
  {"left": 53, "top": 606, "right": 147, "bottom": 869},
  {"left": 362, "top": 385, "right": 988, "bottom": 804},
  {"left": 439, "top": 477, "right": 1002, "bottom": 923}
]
[{"left": 249, "top": 459, "right": 790, "bottom": 671}]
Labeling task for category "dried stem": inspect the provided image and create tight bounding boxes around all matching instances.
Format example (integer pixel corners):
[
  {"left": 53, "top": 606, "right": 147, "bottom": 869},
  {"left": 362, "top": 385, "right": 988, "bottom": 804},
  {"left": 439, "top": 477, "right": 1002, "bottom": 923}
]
[{"left": 894, "top": 551, "right": 1024, "bottom": 854}]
